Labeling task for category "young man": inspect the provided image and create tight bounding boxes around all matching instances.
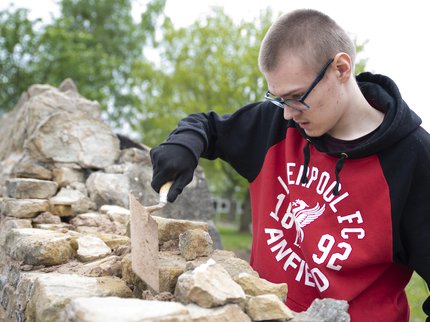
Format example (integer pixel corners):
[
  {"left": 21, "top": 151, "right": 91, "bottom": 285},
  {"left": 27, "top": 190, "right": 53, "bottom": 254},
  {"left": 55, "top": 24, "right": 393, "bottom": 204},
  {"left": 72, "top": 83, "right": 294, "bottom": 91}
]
[{"left": 150, "top": 9, "right": 430, "bottom": 321}]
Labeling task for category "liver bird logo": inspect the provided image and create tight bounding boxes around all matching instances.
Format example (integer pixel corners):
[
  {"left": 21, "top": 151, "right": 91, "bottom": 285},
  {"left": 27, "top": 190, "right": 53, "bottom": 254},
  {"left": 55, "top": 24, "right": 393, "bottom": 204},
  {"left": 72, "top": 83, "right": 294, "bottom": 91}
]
[{"left": 287, "top": 199, "right": 326, "bottom": 246}]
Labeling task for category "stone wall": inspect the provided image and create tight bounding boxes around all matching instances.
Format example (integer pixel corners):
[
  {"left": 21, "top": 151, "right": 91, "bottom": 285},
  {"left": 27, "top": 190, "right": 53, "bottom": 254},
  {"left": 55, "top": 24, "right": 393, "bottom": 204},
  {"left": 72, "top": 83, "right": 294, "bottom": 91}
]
[{"left": 0, "top": 80, "right": 350, "bottom": 321}]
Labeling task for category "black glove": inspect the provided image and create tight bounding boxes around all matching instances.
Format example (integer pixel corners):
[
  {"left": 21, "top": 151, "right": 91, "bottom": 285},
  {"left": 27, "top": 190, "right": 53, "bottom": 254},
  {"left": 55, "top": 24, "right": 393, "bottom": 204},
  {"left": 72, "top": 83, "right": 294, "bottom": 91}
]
[{"left": 150, "top": 144, "right": 198, "bottom": 202}]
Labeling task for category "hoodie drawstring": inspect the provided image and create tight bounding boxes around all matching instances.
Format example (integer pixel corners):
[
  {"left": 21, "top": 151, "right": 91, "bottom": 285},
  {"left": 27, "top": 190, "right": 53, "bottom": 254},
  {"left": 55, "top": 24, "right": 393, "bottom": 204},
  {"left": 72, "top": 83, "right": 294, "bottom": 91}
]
[
  {"left": 300, "top": 141, "right": 348, "bottom": 196},
  {"left": 300, "top": 141, "right": 311, "bottom": 184},
  {"left": 333, "top": 153, "right": 348, "bottom": 196}
]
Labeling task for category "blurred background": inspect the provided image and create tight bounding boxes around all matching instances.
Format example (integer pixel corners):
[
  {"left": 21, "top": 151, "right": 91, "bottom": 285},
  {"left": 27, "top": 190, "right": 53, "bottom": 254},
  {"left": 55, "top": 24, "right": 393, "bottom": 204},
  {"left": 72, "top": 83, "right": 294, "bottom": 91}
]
[{"left": 0, "top": 1, "right": 428, "bottom": 319}]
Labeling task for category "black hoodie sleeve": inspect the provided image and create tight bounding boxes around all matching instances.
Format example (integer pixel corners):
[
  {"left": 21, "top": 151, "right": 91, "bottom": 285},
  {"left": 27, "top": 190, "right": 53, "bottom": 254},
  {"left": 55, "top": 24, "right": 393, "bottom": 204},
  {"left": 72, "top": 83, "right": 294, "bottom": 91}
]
[
  {"left": 382, "top": 127, "right": 430, "bottom": 321},
  {"left": 162, "top": 101, "right": 290, "bottom": 182}
]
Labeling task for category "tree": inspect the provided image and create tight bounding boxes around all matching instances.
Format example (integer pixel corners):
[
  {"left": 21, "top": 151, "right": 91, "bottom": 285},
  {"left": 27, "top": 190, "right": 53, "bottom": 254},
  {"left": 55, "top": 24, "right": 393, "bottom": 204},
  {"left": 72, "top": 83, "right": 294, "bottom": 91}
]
[{"left": 0, "top": 7, "right": 42, "bottom": 113}]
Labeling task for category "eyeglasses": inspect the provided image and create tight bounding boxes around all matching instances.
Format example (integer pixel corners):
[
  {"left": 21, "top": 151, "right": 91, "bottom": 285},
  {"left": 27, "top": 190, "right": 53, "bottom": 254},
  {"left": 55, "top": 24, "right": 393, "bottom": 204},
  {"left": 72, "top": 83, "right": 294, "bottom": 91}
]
[{"left": 265, "top": 58, "right": 334, "bottom": 111}]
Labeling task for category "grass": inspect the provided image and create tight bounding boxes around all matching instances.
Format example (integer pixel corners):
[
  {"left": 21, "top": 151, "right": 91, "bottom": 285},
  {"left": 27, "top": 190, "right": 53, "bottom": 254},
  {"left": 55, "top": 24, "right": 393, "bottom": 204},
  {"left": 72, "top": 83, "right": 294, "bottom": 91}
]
[{"left": 217, "top": 225, "right": 429, "bottom": 320}]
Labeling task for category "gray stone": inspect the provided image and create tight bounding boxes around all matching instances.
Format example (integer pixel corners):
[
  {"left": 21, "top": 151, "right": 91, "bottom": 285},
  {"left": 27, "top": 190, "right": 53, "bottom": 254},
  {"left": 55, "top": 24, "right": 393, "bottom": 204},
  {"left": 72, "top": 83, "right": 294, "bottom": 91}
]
[
  {"left": 0, "top": 152, "right": 23, "bottom": 197},
  {"left": 0, "top": 216, "right": 32, "bottom": 246},
  {"left": 159, "top": 252, "right": 187, "bottom": 293},
  {"left": 5, "top": 228, "right": 75, "bottom": 266},
  {"left": 25, "top": 273, "right": 133, "bottom": 322},
  {"left": 291, "top": 298, "right": 350, "bottom": 322},
  {"left": 179, "top": 228, "right": 213, "bottom": 260},
  {"left": 154, "top": 216, "right": 208, "bottom": 244},
  {"left": 245, "top": 294, "right": 294, "bottom": 321},
  {"left": 70, "top": 212, "right": 121, "bottom": 235},
  {"left": 119, "top": 147, "right": 149, "bottom": 164},
  {"left": 99, "top": 204, "right": 130, "bottom": 226},
  {"left": 0, "top": 84, "right": 102, "bottom": 162},
  {"left": 52, "top": 166, "right": 85, "bottom": 187},
  {"left": 32, "top": 212, "right": 62, "bottom": 224},
  {"left": 234, "top": 272, "right": 287, "bottom": 302},
  {"left": 76, "top": 235, "right": 112, "bottom": 262},
  {"left": 175, "top": 259, "right": 246, "bottom": 308},
  {"left": 62, "top": 297, "right": 189, "bottom": 322},
  {"left": 187, "top": 303, "right": 251, "bottom": 322},
  {"left": 6, "top": 178, "right": 58, "bottom": 199},
  {"left": 25, "top": 111, "right": 120, "bottom": 169},
  {"left": 49, "top": 187, "right": 95, "bottom": 214},
  {"left": 0, "top": 198, "right": 50, "bottom": 218},
  {"left": 216, "top": 257, "right": 259, "bottom": 279},
  {"left": 11, "top": 154, "right": 53, "bottom": 180},
  {"left": 86, "top": 172, "right": 130, "bottom": 208},
  {"left": 78, "top": 255, "right": 123, "bottom": 277}
]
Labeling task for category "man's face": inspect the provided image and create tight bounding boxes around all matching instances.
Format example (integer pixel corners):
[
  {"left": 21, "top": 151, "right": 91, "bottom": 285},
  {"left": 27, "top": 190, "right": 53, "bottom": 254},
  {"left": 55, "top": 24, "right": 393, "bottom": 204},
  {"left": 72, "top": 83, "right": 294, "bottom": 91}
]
[{"left": 264, "top": 54, "right": 345, "bottom": 137}]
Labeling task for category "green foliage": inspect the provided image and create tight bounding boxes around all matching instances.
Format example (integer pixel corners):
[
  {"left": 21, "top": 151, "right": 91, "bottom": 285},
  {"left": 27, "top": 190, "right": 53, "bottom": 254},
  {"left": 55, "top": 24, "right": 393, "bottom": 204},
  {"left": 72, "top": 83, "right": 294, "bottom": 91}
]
[
  {"left": 0, "top": 7, "right": 42, "bottom": 113},
  {"left": 217, "top": 225, "right": 252, "bottom": 252},
  {"left": 407, "top": 272, "right": 429, "bottom": 321}
]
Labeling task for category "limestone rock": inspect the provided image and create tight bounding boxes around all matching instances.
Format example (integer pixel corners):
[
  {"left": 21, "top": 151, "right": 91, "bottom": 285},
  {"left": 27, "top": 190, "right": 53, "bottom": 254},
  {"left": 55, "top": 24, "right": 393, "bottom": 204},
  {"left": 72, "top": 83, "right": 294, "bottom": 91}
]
[
  {"left": 86, "top": 172, "right": 130, "bottom": 208},
  {"left": 32, "top": 211, "right": 62, "bottom": 224},
  {"left": 119, "top": 147, "right": 149, "bottom": 164},
  {"left": 25, "top": 273, "right": 132, "bottom": 322},
  {"left": 49, "top": 187, "right": 95, "bottom": 214},
  {"left": 0, "top": 198, "right": 50, "bottom": 218},
  {"left": 76, "top": 235, "right": 112, "bottom": 262},
  {"left": 216, "top": 257, "right": 259, "bottom": 279},
  {"left": 154, "top": 216, "right": 208, "bottom": 244},
  {"left": 5, "top": 228, "right": 75, "bottom": 266},
  {"left": 245, "top": 294, "right": 294, "bottom": 321},
  {"left": 11, "top": 154, "right": 53, "bottom": 180},
  {"left": 0, "top": 217, "right": 32, "bottom": 246},
  {"left": 291, "top": 298, "right": 350, "bottom": 322},
  {"left": 159, "top": 252, "right": 187, "bottom": 293},
  {"left": 99, "top": 204, "right": 130, "bottom": 225},
  {"left": 187, "top": 303, "right": 251, "bottom": 322},
  {"left": 62, "top": 297, "right": 189, "bottom": 322},
  {"left": 95, "top": 232, "right": 130, "bottom": 251},
  {"left": 0, "top": 152, "right": 23, "bottom": 197},
  {"left": 234, "top": 272, "right": 287, "bottom": 301},
  {"left": 70, "top": 212, "right": 118, "bottom": 235},
  {"left": 121, "top": 252, "right": 186, "bottom": 295},
  {"left": 179, "top": 228, "right": 213, "bottom": 260},
  {"left": 0, "top": 82, "right": 99, "bottom": 161},
  {"left": 52, "top": 166, "right": 85, "bottom": 187},
  {"left": 25, "top": 111, "right": 120, "bottom": 169},
  {"left": 175, "top": 259, "right": 246, "bottom": 308},
  {"left": 6, "top": 178, "right": 58, "bottom": 199},
  {"left": 79, "top": 255, "right": 123, "bottom": 277}
]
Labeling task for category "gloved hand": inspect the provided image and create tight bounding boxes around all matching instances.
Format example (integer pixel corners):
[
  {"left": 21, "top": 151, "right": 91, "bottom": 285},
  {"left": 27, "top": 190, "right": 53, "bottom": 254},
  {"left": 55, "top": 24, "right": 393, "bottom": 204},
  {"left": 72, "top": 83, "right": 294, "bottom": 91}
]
[{"left": 150, "top": 144, "right": 198, "bottom": 202}]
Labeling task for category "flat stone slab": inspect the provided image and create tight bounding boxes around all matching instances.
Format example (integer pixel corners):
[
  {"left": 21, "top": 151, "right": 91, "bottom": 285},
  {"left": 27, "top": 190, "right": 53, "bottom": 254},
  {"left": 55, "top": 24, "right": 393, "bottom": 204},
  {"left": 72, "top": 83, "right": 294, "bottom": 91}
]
[
  {"left": 25, "top": 273, "right": 133, "bottom": 322},
  {"left": 62, "top": 297, "right": 189, "bottom": 322},
  {"left": 5, "top": 228, "right": 75, "bottom": 265},
  {"left": 6, "top": 178, "right": 58, "bottom": 199},
  {"left": 0, "top": 198, "right": 49, "bottom": 218}
]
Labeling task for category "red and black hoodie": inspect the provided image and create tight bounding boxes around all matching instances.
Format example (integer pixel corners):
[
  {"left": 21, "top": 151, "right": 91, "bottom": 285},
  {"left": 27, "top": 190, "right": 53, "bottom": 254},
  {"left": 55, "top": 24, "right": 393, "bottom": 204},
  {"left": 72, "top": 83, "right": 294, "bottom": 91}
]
[{"left": 160, "top": 72, "right": 430, "bottom": 321}]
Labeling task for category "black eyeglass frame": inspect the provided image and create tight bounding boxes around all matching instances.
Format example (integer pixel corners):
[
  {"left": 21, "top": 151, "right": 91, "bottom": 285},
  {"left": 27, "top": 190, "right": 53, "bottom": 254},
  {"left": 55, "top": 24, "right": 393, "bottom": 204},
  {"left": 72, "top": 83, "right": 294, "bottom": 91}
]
[{"left": 265, "top": 58, "right": 335, "bottom": 111}]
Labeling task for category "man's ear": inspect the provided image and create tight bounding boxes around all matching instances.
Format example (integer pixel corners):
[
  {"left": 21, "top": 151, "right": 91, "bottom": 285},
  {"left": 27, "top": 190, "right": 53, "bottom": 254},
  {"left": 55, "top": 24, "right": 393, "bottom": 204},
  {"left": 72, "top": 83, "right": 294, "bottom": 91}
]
[{"left": 333, "top": 52, "right": 353, "bottom": 82}]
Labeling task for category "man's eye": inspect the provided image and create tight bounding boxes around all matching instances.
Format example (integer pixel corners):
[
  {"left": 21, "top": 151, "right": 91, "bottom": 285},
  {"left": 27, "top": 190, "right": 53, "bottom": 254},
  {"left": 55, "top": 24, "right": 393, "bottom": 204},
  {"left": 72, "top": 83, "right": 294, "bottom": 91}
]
[{"left": 283, "top": 94, "right": 302, "bottom": 100}]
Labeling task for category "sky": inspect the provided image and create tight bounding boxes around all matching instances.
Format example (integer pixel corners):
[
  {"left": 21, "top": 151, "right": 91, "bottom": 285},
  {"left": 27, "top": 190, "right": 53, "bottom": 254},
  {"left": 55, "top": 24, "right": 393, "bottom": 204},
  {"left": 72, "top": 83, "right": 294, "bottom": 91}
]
[{"left": 2, "top": 0, "right": 430, "bottom": 130}]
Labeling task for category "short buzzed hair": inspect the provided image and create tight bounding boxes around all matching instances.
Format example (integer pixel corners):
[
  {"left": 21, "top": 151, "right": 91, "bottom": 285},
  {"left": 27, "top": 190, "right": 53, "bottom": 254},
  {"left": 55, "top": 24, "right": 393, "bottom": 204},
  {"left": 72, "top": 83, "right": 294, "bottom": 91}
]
[{"left": 258, "top": 9, "right": 356, "bottom": 73}]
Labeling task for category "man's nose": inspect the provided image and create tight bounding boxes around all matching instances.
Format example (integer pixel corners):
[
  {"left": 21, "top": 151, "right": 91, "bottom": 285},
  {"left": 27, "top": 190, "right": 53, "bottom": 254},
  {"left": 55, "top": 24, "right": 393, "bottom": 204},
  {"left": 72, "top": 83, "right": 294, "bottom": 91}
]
[{"left": 283, "top": 107, "right": 302, "bottom": 120}]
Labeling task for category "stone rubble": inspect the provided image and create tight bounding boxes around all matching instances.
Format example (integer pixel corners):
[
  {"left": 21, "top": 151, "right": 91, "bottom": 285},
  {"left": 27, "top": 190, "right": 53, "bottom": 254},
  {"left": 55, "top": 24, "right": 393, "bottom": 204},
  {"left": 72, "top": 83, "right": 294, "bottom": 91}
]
[{"left": 0, "top": 80, "right": 350, "bottom": 321}]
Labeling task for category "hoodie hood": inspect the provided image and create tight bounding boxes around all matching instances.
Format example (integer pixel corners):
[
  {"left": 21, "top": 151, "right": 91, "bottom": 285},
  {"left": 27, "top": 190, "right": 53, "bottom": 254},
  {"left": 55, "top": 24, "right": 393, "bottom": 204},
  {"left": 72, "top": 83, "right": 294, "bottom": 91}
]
[
  {"left": 301, "top": 72, "right": 422, "bottom": 159},
  {"left": 297, "top": 71, "right": 422, "bottom": 195}
]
